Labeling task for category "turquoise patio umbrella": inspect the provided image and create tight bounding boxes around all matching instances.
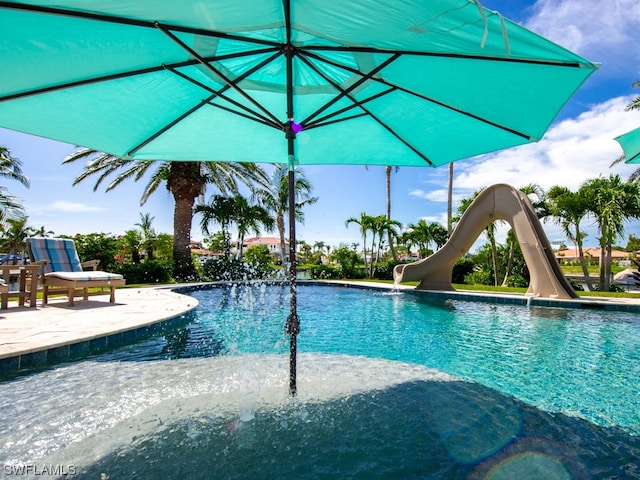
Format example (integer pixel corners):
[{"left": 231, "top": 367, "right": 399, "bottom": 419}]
[
  {"left": 0, "top": 0, "right": 598, "bottom": 394},
  {"left": 615, "top": 127, "right": 640, "bottom": 164}
]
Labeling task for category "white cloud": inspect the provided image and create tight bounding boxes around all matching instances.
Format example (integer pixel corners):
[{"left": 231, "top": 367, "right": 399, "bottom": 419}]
[
  {"left": 525, "top": 0, "right": 640, "bottom": 67},
  {"left": 454, "top": 95, "right": 640, "bottom": 193},
  {"left": 38, "top": 201, "right": 105, "bottom": 213},
  {"left": 409, "top": 188, "right": 444, "bottom": 201}
]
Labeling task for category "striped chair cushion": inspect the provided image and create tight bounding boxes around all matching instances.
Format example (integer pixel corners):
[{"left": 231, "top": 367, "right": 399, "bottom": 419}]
[
  {"left": 45, "top": 271, "right": 123, "bottom": 281},
  {"left": 28, "top": 238, "right": 83, "bottom": 273}
]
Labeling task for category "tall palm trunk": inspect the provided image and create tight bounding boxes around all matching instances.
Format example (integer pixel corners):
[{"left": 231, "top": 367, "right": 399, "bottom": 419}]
[
  {"left": 598, "top": 243, "right": 606, "bottom": 290},
  {"left": 603, "top": 244, "right": 612, "bottom": 291},
  {"left": 167, "top": 162, "right": 203, "bottom": 281},
  {"left": 575, "top": 228, "right": 592, "bottom": 291},
  {"left": 277, "top": 211, "right": 287, "bottom": 264},
  {"left": 173, "top": 196, "right": 196, "bottom": 278},
  {"left": 487, "top": 224, "right": 499, "bottom": 286},
  {"left": 385, "top": 166, "right": 398, "bottom": 261},
  {"left": 501, "top": 236, "right": 515, "bottom": 287}
]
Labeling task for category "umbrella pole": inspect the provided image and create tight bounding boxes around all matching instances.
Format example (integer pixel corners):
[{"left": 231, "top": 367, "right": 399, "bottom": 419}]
[
  {"left": 283, "top": 28, "right": 299, "bottom": 396},
  {"left": 285, "top": 151, "right": 300, "bottom": 396}
]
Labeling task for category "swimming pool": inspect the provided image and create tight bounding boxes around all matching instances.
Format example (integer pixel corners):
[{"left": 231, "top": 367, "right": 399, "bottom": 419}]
[{"left": 1, "top": 283, "right": 639, "bottom": 479}]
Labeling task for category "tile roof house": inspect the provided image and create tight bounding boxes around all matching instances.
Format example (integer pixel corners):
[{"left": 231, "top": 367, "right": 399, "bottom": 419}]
[
  {"left": 555, "top": 246, "right": 632, "bottom": 265},
  {"left": 240, "top": 237, "right": 289, "bottom": 259}
]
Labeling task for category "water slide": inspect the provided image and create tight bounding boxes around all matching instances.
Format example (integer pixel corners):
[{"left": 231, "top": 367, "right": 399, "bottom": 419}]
[{"left": 393, "top": 184, "right": 578, "bottom": 299}]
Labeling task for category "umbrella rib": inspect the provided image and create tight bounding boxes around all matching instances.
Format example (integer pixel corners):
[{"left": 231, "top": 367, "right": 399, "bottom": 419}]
[
  {"left": 166, "top": 67, "right": 279, "bottom": 127},
  {"left": 304, "top": 87, "right": 397, "bottom": 130},
  {"left": 129, "top": 50, "right": 284, "bottom": 156},
  {"left": 164, "top": 50, "right": 283, "bottom": 129},
  {"left": 303, "top": 50, "right": 532, "bottom": 140},
  {"left": 303, "top": 45, "right": 586, "bottom": 69},
  {"left": 297, "top": 54, "right": 434, "bottom": 165},
  {"left": 299, "top": 53, "right": 401, "bottom": 126},
  {"left": 361, "top": 106, "right": 436, "bottom": 166},
  {"left": 204, "top": 102, "right": 279, "bottom": 128},
  {"left": 304, "top": 112, "right": 369, "bottom": 130},
  {"left": 0, "top": 2, "right": 281, "bottom": 48},
  {"left": 0, "top": 48, "right": 278, "bottom": 103},
  {"left": 155, "top": 21, "right": 282, "bottom": 128}
]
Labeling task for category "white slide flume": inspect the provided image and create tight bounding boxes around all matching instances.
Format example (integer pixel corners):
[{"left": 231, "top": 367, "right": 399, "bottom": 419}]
[{"left": 393, "top": 184, "right": 578, "bottom": 299}]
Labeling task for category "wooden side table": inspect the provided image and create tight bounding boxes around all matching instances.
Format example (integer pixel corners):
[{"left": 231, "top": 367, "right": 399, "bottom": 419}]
[{"left": 0, "top": 264, "right": 40, "bottom": 308}]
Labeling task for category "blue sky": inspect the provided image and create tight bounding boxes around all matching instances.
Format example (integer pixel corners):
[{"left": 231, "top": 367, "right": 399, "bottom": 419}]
[{"left": 1, "top": 0, "right": 640, "bottom": 250}]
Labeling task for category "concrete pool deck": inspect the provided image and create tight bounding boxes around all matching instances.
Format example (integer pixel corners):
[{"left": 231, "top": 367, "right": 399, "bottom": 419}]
[{"left": 1, "top": 281, "right": 639, "bottom": 375}]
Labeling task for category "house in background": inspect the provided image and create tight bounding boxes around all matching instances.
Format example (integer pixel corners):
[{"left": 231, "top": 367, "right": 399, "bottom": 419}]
[
  {"left": 555, "top": 246, "right": 633, "bottom": 267},
  {"left": 189, "top": 240, "right": 224, "bottom": 264},
  {"left": 239, "top": 237, "right": 289, "bottom": 261}
]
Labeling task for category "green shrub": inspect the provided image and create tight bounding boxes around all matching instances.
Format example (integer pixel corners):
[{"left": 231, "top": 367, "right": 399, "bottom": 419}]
[
  {"left": 243, "top": 245, "right": 274, "bottom": 279},
  {"left": 201, "top": 257, "right": 275, "bottom": 281},
  {"left": 308, "top": 264, "right": 340, "bottom": 279},
  {"left": 330, "top": 246, "right": 360, "bottom": 278},
  {"left": 66, "top": 233, "right": 120, "bottom": 271},
  {"left": 464, "top": 269, "right": 493, "bottom": 286},
  {"left": 505, "top": 274, "right": 529, "bottom": 288},
  {"left": 202, "top": 258, "right": 247, "bottom": 281},
  {"left": 117, "top": 259, "right": 173, "bottom": 284},
  {"left": 452, "top": 258, "right": 475, "bottom": 284},
  {"left": 373, "top": 261, "right": 401, "bottom": 281}
]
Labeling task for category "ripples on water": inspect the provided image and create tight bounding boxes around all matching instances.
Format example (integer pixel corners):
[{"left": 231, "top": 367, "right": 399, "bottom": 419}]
[{"left": 1, "top": 283, "right": 639, "bottom": 479}]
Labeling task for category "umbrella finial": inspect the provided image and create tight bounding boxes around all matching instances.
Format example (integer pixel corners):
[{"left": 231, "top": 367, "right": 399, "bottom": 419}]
[{"left": 286, "top": 118, "right": 303, "bottom": 138}]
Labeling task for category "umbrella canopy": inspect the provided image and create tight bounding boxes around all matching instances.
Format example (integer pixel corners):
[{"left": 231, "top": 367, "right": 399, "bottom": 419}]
[
  {"left": 0, "top": 0, "right": 597, "bottom": 166},
  {"left": 0, "top": 0, "right": 598, "bottom": 394},
  {"left": 615, "top": 127, "right": 640, "bottom": 164}
]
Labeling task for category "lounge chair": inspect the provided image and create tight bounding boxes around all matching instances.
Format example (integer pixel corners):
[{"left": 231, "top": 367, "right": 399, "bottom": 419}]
[
  {"left": 27, "top": 237, "right": 125, "bottom": 306},
  {"left": 0, "top": 279, "right": 7, "bottom": 309}
]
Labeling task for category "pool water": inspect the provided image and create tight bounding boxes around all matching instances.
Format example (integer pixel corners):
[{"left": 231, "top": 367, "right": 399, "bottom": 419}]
[
  {"left": 1, "top": 283, "right": 640, "bottom": 479},
  {"left": 188, "top": 283, "right": 640, "bottom": 433}
]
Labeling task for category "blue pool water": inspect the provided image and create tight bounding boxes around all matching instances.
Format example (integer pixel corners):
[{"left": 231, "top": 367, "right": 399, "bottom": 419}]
[
  {"left": 186, "top": 283, "right": 640, "bottom": 433},
  {"left": 1, "top": 283, "right": 640, "bottom": 479}
]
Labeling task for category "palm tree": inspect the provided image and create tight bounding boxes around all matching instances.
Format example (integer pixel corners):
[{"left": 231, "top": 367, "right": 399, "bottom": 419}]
[
  {"left": 427, "top": 222, "right": 447, "bottom": 250},
  {"left": 626, "top": 77, "right": 640, "bottom": 113},
  {"left": 34, "top": 225, "right": 55, "bottom": 237},
  {"left": 194, "top": 194, "right": 238, "bottom": 258},
  {"left": 546, "top": 185, "right": 592, "bottom": 289},
  {"left": 405, "top": 220, "right": 447, "bottom": 259},
  {"left": 0, "top": 146, "right": 30, "bottom": 227},
  {"left": 233, "top": 196, "right": 275, "bottom": 259},
  {"left": 253, "top": 164, "right": 317, "bottom": 263},
  {"left": 63, "top": 148, "right": 269, "bottom": 280},
  {"left": 345, "top": 212, "right": 375, "bottom": 276},
  {"left": 0, "top": 189, "right": 23, "bottom": 230},
  {"left": 297, "top": 240, "right": 312, "bottom": 264},
  {"left": 121, "top": 229, "right": 143, "bottom": 264},
  {"left": 581, "top": 174, "right": 640, "bottom": 290},
  {"left": 370, "top": 215, "right": 401, "bottom": 276},
  {"left": 0, "top": 216, "right": 36, "bottom": 264},
  {"left": 405, "top": 219, "right": 430, "bottom": 258},
  {"left": 455, "top": 188, "right": 500, "bottom": 286},
  {"left": 501, "top": 184, "right": 545, "bottom": 287},
  {"left": 196, "top": 194, "right": 274, "bottom": 260},
  {"left": 135, "top": 212, "right": 157, "bottom": 261}
]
